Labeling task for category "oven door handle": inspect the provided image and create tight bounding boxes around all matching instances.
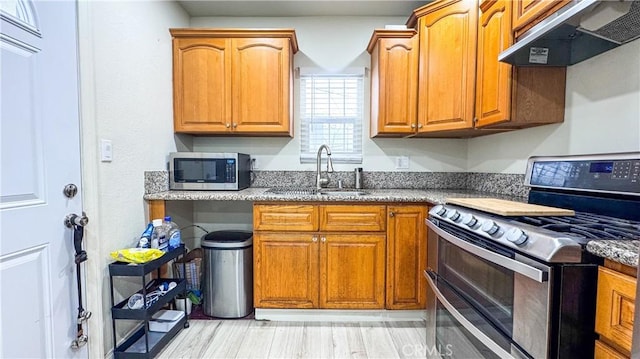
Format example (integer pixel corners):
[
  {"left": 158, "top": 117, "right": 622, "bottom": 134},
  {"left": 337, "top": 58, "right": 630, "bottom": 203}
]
[
  {"left": 424, "top": 270, "right": 517, "bottom": 359},
  {"left": 427, "top": 220, "right": 549, "bottom": 283}
]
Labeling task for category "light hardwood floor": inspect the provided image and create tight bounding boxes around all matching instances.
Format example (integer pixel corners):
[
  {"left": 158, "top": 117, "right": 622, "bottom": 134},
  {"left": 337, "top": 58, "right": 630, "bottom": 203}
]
[{"left": 158, "top": 320, "right": 427, "bottom": 358}]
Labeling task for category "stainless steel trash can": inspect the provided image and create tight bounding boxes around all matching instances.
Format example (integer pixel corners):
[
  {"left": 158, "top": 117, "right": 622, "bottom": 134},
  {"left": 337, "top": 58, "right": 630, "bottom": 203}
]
[{"left": 201, "top": 230, "right": 253, "bottom": 318}]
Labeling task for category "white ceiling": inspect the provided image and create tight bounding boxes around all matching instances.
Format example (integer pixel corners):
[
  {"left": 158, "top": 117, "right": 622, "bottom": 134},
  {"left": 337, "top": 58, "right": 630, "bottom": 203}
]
[{"left": 178, "top": 1, "right": 430, "bottom": 17}]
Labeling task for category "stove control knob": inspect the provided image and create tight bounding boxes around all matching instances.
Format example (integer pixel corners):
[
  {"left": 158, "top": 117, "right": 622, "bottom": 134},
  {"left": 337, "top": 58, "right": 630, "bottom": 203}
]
[
  {"left": 447, "top": 209, "right": 461, "bottom": 222},
  {"left": 506, "top": 228, "right": 528, "bottom": 245},
  {"left": 461, "top": 213, "right": 478, "bottom": 227},
  {"left": 432, "top": 205, "right": 447, "bottom": 216},
  {"left": 481, "top": 220, "right": 500, "bottom": 235}
]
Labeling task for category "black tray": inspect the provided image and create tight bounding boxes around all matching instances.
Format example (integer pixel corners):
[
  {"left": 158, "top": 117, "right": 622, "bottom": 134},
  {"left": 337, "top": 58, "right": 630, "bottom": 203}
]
[
  {"left": 109, "top": 245, "right": 185, "bottom": 276},
  {"left": 112, "top": 278, "right": 186, "bottom": 320},
  {"left": 113, "top": 315, "right": 187, "bottom": 359}
]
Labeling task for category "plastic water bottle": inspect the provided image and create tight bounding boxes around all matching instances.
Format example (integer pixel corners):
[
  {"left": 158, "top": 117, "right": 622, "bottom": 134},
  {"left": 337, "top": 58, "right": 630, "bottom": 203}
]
[
  {"left": 163, "top": 216, "right": 182, "bottom": 251},
  {"left": 151, "top": 219, "right": 166, "bottom": 250}
]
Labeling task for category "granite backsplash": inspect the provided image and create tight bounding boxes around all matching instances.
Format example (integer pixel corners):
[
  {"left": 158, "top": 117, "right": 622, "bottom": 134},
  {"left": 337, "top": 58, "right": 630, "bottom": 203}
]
[{"left": 145, "top": 170, "right": 529, "bottom": 198}]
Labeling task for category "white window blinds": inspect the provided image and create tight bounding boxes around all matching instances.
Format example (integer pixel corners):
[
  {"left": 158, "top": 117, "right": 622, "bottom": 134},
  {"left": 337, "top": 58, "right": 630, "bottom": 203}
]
[{"left": 299, "top": 71, "right": 364, "bottom": 164}]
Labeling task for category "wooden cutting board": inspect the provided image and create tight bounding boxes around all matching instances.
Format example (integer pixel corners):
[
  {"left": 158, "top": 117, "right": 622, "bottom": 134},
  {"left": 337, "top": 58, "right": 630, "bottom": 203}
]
[{"left": 446, "top": 198, "right": 575, "bottom": 216}]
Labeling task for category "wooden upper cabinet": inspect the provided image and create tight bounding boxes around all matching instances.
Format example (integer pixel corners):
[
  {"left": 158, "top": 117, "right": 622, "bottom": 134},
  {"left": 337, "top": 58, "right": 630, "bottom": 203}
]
[
  {"left": 170, "top": 29, "right": 298, "bottom": 136},
  {"left": 475, "top": 0, "right": 513, "bottom": 128},
  {"left": 477, "top": 0, "right": 566, "bottom": 130},
  {"left": 367, "top": 30, "right": 419, "bottom": 137},
  {"left": 414, "top": 0, "right": 478, "bottom": 133},
  {"left": 512, "top": 0, "right": 571, "bottom": 38},
  {"left": 231, "top": 38, "right": 293, "bottom": 135},
  {"left": 172, "top": 37, "right": 232, "bottom": 133}
]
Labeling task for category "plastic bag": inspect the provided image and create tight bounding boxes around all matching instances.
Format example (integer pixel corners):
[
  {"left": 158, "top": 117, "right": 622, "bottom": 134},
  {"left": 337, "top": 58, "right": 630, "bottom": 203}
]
[{"left": 110, "top": 248, "right": 164, "bottom": 264}]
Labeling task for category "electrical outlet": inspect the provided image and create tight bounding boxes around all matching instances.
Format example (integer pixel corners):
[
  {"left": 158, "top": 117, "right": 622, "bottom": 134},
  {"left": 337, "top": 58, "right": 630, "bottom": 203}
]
[{"left": 395, "top": 156, "right": 409, "bottom": 170}]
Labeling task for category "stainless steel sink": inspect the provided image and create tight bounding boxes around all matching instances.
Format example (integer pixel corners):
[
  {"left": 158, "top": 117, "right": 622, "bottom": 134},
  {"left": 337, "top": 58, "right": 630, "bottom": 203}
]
[
  {"left": 318, "top": 189, "right": 368, "bottom": 196},
  {"left": 266, "top": 188, "right": 318, "bottom": 195},
  {"left": 266, "top": 188, "right": 367, "bottom": 196}
]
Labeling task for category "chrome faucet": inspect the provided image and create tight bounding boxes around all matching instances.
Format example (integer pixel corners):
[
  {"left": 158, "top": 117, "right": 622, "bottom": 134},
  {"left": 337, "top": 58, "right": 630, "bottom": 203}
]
[{"left": 316, "top": 144, "right": 334, "bottom": 189}]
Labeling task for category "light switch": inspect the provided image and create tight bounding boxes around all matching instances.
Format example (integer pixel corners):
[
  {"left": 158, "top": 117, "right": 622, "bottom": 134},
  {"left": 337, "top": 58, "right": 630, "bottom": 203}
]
[{"left": 101, "top": 139, "right": 113, "bottom": 162}]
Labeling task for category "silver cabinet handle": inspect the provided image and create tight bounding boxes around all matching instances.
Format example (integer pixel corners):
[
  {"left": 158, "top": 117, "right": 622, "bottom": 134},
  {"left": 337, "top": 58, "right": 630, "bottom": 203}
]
[
  {"left": 389, "top": 212, "right": 395, "bottom": 217},
  {"left": 226, "top": 123, "right": 231, "bottom": 128},
  {"left": 321, "top": 237, "right": 326, "bottom": 242},
  {"left": 312, "top": 236, "right": 318, "bottom": 242},
  {"left": 411, "top": 124, "right": 416, "bottom": 129},
  {"left": 424, "top": 271, "right": 516, "bottom": 359},
  {"left": 418, "top": 124, "right": 423, "bottom": 129},
  {"left": 233, "top": 123, "right": 238, "bottom": 128},
  {"left": 426, "top": 220, "right": 549, "bottom": 283}
]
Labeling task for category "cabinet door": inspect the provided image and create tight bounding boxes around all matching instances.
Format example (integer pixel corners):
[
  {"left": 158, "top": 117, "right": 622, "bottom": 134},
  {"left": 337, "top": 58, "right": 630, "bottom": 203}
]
[
  {"left": 595, "top": 266, "right": 636, "bottom": 356},
  {"left": 386, "top": 206, "right": 428, "bottom": 309},
  {"left": 417, "top": 0, "right": 477, "bottom": 133},
  {"left": 319, "top": 234, "right": 386, "bottom": 309},
  {"left": 475, "top": 0, "right": 513, "bottom": 128},
  {"left": 172, "top": 37, "right": 231, "bottom": 133},
  {"left": 253, "top": 232, "right": 319, "bottom": 308},
  {"left": 594, "top": 340, "right": 628, "bottom": 359},
  {"left": 512, "top": 0, "right": 571, "bottom": 37},
  {"left": 231, "top": 38, "right": 292, "bottom": 136},
  {"left": 370, "top": 34, "right": 419, "bottom": 136}
]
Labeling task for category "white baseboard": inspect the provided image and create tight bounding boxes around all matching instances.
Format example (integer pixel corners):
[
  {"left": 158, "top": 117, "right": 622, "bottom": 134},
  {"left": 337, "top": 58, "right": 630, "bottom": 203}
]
[{"left": 255, "top": 309, "right": 426, "bottom": 322}]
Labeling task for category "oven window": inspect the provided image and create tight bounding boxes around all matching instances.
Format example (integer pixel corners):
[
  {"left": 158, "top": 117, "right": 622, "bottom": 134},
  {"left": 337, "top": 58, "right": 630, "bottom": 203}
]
[
  {"left": 436, "top": 302, "right": 502, "bottom": 359},
  {"left": 439, "top": 239, "right": 514, "bottom": 336}
]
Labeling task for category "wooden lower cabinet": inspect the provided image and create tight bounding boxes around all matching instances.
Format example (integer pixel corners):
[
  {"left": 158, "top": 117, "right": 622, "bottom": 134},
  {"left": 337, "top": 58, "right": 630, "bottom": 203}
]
[
  {"left": 253, "top": 232, "right": 319, "bottom": 308},
  {"left": 595, "top": 340, "right": 628, "bottom": 359},
  {"left": 253, "top": 232, "right": 386, "bottom": 309},
  {"left": 253, "top": 202, "right": 429, "bottom": 310},
  {"left": 320, "top": 234, "right": 386, "bottom": 309},
  {"left": 386, "top": 205, "right": 428, "bottom": 309},
  {"left": 595, "top": 263, "right": 637, "bottom": 358}
]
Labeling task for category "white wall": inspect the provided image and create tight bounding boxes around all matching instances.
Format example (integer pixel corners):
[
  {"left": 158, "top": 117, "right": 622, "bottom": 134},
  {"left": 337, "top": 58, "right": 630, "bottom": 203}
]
[
  {"left": 77, "top": 1, "right": 189, "bottom": 356},
  {"left": 189, "top": 16, "right": 468, "bottom": 172},
  {"left": 467, "top": 41, "right": 640, "bottom": 174}
]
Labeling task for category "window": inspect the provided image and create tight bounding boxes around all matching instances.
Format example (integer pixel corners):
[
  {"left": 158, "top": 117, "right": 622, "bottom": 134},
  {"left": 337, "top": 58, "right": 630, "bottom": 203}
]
[{"left": 299, "top": 70, "right": 364, "bottom": 164}]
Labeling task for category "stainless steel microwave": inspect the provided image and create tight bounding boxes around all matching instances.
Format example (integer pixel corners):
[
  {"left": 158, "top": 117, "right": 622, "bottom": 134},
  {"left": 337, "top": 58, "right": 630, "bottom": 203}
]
[{"left": 169, "top": 152, "right": 251, "bottom": 191}]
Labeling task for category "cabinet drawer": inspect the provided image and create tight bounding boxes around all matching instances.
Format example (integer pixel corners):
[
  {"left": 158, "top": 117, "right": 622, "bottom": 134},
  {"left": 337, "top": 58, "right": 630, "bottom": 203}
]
[
  {"left": 320, "top": 205, "right": 386, "bottom": 232},
  {"left": 595, "top": 340, "right": 628, "bottom": 359},
  {"left": 596, "top": 266, "right": 636, "bottom": 356},
  {"left": 254, "top": 204, "right": 319, "bottom": 231}
]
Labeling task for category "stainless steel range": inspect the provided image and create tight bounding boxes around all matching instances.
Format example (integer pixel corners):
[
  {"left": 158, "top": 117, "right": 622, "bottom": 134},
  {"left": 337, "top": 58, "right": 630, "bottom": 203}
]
[{"left": 425, "top": 152, "right": 640, "bottom": 358}]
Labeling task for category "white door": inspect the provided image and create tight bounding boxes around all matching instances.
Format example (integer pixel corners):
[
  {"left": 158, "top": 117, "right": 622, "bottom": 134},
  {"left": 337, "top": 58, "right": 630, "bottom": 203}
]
[{"left": 0, "top": 0, "right": 87, "bottom": 358}]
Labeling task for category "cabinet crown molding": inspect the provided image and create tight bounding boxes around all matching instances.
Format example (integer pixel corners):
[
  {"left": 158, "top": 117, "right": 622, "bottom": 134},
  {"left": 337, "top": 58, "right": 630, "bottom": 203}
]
[{"left": 169, "top": 28, "right": 299, "bottom": 53}]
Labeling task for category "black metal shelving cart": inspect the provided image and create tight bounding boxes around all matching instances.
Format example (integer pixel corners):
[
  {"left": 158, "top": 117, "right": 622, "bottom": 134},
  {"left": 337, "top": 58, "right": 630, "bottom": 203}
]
[{"left": 109, "top": 245, "right": 189, "bottom": 358}]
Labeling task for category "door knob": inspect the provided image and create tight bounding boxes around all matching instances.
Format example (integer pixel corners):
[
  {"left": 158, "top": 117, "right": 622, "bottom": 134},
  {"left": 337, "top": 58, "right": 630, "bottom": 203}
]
[{"left": 65, "top": 212, "right": 89, "bottom": 228}]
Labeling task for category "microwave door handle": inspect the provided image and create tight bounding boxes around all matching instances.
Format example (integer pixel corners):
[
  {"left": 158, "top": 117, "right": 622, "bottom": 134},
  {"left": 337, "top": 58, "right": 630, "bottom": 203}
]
[
  {"left": 424, "top": 270, "right": 516, "bottom": 359},
  {"left": 427, "top": 220, "right": 549, "bottom": 283}
]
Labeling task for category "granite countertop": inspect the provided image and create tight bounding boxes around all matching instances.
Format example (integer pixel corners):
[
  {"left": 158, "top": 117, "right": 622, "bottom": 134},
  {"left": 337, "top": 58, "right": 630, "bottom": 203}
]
[
  {"left": 143, "top": 187, "right": 527, "bottom": 204},
  {"left": 587, "top": 240, "right": 639, "bottom": 268},
  {"left": 143, "top": 184, "right": 638, "bottom": 268}
]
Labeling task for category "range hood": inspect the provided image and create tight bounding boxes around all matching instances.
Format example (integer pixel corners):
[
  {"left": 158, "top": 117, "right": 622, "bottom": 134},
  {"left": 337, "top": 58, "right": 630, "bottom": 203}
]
[{"left": 499, "top": 0, "right": 640, "bottom": 66}]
